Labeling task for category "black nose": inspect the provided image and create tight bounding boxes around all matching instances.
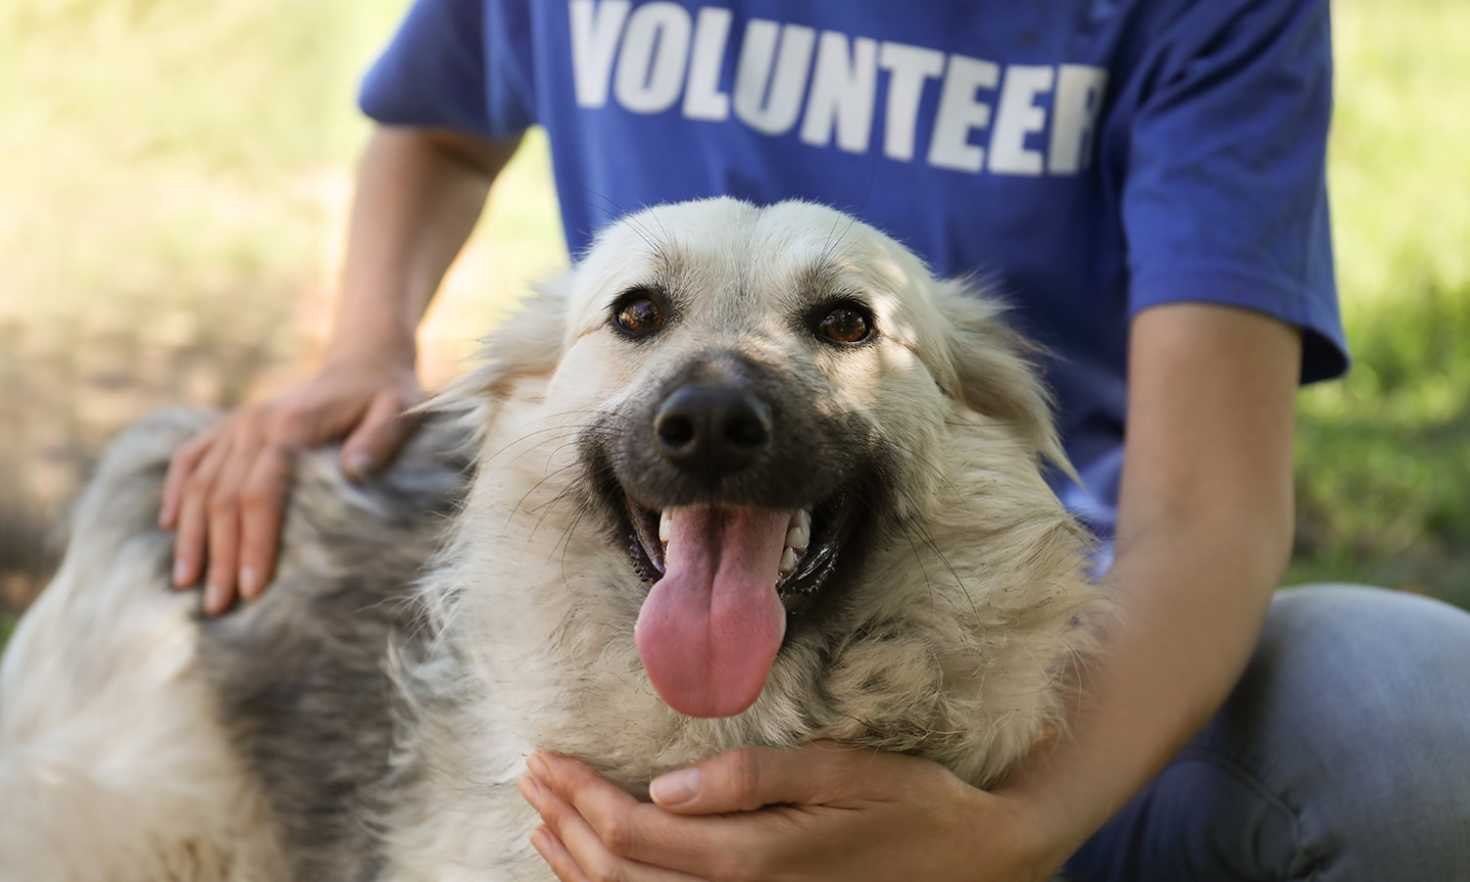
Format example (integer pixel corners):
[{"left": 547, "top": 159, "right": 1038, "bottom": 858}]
[{"left": 654, "top": 383, "right": 772, "bottom": 478}]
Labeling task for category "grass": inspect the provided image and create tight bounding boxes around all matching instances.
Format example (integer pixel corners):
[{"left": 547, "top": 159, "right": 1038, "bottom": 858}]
[
  {"left": 0, "top": 0, "right": 562, "bottom": 384},
  {"left": 0, "top": 0, "right": 1467, "bottom": 649},
  {"left": 1286, "top": 0, "right": 1470, "bottom": 605}
]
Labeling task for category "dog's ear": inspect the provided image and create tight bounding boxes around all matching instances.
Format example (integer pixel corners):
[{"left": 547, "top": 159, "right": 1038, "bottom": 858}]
[
  {"left": 418, "top": 275, "right": 570, "bottom": 425},
  {"left": 930, "top": 279, "right": 1077, "bottom": 482}
]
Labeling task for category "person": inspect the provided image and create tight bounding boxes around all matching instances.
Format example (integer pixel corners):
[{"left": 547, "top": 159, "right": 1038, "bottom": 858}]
[{"left": 159, "top": 2, "right": 1470, "bottom": 879}]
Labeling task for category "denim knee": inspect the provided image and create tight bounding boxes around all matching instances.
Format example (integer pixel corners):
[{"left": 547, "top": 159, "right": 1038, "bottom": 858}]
[
  {"left": 1065, "top": 585, "right": 1470, "bottom": 882},
  {"left": 1203, "top": 585, "right": 1470, "bottom": 880}
]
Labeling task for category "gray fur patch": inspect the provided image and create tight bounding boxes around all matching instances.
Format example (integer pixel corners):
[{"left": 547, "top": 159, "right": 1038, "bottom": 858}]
[{"left": 139, "top": 412, "right": 471, "bottom": 881}]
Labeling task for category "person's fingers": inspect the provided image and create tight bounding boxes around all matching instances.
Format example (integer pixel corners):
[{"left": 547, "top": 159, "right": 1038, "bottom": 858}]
[
  {"left": 340, "top": 387, "right": 420, "bottom": 479},
  {"left": 203, "top": 429, "right": 262, "bottom": 615},
  {"left": 530, "top": 754, "right": 662, "bottom": 861},
  {"left": 519, "top": 775, "right": 709, "bottom": 882},
  {"left": 530, "top": 825, "right": 591, "bottom": 882},
  {"left": 167, "top": 368, "right": 423, "bottom": 596},
  {"left": 160, "top": 429, "right": 217, "bottom": 529},
  {"left": 172, "top": 433, "right": 233, "bottom": 589},
  {"left": 648, "top": 744, "right": 882, "bottom": 815},
  {"left": 528, "top": 753, "right": 776, "bottom": 878},
  {"left": 236, "top": 444, "right": 292, "bottom": 601}
]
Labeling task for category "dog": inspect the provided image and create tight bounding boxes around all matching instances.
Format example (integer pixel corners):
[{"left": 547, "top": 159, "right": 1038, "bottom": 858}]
[{"left": 0, "top": 198, "right": 1100, "bottom": 881}]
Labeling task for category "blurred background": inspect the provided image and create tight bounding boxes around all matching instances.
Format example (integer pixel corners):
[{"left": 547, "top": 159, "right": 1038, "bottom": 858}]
[{"left": 2, "top": 0, "right": 1467, "bottom": 645}]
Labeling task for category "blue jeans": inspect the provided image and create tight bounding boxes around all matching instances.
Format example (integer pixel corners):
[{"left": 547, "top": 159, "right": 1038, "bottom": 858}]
[{"left": 1063, "top": 585, "right": 1470, "bottom": 881}]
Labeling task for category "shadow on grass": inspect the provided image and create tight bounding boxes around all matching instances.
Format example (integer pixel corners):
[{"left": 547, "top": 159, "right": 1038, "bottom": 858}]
[{"left": 1291, "top": 282, "right": 1470, "bottom": 608}]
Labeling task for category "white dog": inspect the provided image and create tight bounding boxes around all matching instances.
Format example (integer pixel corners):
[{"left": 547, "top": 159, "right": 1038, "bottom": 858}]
[{"left": 0, "top": 198, "right": 1100, "bottom": 881}]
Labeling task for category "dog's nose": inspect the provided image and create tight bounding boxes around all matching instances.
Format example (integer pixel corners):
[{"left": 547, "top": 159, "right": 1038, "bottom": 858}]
[{"left": 654, "top": 383, "right": 772, "bottom": 477}]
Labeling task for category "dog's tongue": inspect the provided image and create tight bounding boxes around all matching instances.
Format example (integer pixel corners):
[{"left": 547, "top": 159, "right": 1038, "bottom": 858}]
[{"left": 634, "top": 506, "right": 789, "bottom": 718}]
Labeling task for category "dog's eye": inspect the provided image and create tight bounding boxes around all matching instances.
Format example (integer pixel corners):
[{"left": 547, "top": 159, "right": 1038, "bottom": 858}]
[
  {"left": 816, "top": 306, "right": 872, "bottom": 345},
  {"left": 612, "top": 290, "right": 666, "bottom": 339}
]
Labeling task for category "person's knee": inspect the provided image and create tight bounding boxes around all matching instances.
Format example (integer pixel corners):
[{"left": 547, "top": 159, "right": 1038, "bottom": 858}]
[
  {"left": 1228, "top": 585, "right": 1470, "bottom": 877},
  {"left": 1260, "top": 585, "right": 1470, "bottom": 725},
  {"left": 1069, "top": 586, "right": 1470, "bottom": 881}
]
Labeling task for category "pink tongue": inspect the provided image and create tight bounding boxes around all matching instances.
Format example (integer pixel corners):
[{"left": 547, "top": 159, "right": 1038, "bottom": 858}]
[{"left": 634, "top": 506, "right": 790, "bottom": 718}]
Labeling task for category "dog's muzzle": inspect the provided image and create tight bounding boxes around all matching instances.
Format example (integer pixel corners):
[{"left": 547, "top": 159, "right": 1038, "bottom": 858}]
[{"left": 582, "top": 351, "right": 886, "bottom": 719}]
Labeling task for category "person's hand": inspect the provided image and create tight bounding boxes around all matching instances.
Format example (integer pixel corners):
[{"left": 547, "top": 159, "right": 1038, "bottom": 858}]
[
  {"left": 518, "top": 743, "right": 1063, "bottom": 882},
  {"left": 159, "top": 353, "right": 424, "bottom": 615}
]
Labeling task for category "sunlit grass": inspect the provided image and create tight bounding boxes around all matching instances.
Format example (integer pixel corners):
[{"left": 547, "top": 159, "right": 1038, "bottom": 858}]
[
  {"left": 1327, "top": 0, "right": 1470, "bottom": 311},
  {"left": 1289, "top": 0, "right": 1470, "bottom": 603},
  {"left": 0, "top": 0, "right": 564, "bottom": 368}
]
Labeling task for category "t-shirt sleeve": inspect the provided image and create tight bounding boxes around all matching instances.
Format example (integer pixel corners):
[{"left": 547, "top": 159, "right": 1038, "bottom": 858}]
[
  {"left": 358, "top": 0, "right": 535, "bottom": 139},
  {"left": 1123, "top": 0, "right": 1347, "bottom": 383}
]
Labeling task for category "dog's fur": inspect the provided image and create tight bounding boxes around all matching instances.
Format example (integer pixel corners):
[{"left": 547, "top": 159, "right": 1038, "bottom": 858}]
[{"left": 0, "top": 199, "right": 1099, "bottom": 881}]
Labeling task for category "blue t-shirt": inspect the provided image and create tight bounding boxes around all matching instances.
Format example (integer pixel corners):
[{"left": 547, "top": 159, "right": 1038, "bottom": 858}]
[{"left": 360, "top": 0, "right": 1346, "bottom": 545}]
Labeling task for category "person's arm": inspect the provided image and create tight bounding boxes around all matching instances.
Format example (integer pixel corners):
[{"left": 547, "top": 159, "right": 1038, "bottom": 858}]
[
  {"left": 160, "top": 126, "right": 519, "bottom": 616},
  {"left": 328, "top": 127, "right": 517, "bottom": 373},
  {"left": 518, "top": 302, "right": 1301, "bottom": 882},
  {"left": 999, "top": 301, "right": 1301, "bottom": 865}
]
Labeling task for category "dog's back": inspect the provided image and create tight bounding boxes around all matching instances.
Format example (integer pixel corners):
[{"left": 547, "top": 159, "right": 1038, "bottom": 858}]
[{"left": 0, "top": 410, "right": 468, "bottom": 881}]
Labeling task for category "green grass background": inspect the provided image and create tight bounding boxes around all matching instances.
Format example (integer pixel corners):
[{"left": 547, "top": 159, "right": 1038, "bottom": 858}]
[
  {"left": 1, "top": 0, "right": 1467, "bottom": 642},
  {"left": 1288, "top": 0, "right": 1470, "bottom": 606}
]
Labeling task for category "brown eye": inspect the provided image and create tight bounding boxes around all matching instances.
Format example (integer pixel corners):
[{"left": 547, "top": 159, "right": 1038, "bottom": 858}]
[
  {"left": 816, "top": 306, "right": 872, "bottom": 345},
  {"left": 613, "top": 292, "right": 665, "bottom": 339}
]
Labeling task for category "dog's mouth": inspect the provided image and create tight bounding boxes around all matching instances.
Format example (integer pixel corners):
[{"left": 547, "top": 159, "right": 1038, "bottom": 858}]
[
  {"left": 623, "top": 498, "right": 843, "bottom": 600},
  {"left": 613, "top": 490, "right": 861, "bottom": 720}
]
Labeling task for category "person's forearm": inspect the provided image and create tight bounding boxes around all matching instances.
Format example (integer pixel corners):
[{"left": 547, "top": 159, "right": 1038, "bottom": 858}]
[
  {"left": 995, "top": 305, "right": 1301, "bottom": 871},
  {"left": 998, "top": 504, "right": 1291, "bottom": 865},
  {"left": 328, "top": 126, "right": 520, "bottom": 365}
]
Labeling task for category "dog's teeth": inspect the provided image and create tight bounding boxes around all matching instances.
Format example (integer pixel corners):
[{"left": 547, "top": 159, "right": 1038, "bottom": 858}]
[
  {"left": 779, "top": 547, "right": 799, "bottom": 576},
  {"left": 658, "top": 510, "right": 671, "bottom": 544},
  {"left": 794, "top": 509, "right": 811, "bottom": 533},
  {"left": 786, "top": 523, "right": 809, "bottom": 551}
]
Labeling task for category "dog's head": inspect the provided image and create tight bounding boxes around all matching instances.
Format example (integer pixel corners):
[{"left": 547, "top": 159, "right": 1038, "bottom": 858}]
[{"left": 446, "top": 198, "right": 1068, "bottom": 720}]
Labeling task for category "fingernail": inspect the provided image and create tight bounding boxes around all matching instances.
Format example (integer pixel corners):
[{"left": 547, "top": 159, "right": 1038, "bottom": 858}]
[
  {"left": 345, "top": 452, "right": 373, "bottom": 478},
  {"left": 205, "top": 582, "right": 227, "bottom": 616},
  {"left": 173, "top": 558, "right": 191, "bottom": 586},
  {"left": 527, "top": 752, "right": 549, "bottom": 780},
  {"left": 239, "top": 566, "right": 259, "bottom": 598},
  {"left": 650, "top": 768, "right": 700, "bottom": 806}
]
